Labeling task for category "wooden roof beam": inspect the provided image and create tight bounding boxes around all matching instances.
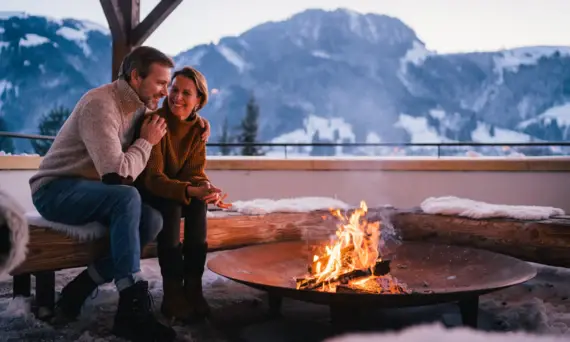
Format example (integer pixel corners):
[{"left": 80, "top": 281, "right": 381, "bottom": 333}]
[
  {"left": 132, "top": 0, "right": 183, "bottom": 46},
  {"left": 100, "top": 0, "right": 129, "bottom": 43},
  {"left": 100, "top": 0, "right": 182, "bottom": 80}
]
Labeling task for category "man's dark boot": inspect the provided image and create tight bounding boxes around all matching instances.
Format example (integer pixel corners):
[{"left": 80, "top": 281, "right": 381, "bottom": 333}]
[
  {"left": 183, "top": 242, "right": 210, "bottom": 319},
  {"left": 54, "top": 269, "right": 98, "bottom": 321},
  {"left": 112, "top": 280, "right": 176, "bottom": 342}
]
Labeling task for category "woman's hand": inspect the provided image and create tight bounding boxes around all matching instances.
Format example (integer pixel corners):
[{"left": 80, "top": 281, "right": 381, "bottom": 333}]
[
  {"left": 186, "top": 183, "right": 219, "bottom": 199},
  {"left": 198, "top": 117, "right": 210, "bottom": 142},
  {"left": 201, "top": 183, "right": 222, "bottom": 203},
  {"left": 199, "top": 182, "right": 232, "bottom": 209}
]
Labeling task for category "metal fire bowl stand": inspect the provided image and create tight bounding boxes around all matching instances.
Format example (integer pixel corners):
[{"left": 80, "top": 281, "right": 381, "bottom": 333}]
[{"left": 207, "top": 240, "right": 537, "bottom": 328}]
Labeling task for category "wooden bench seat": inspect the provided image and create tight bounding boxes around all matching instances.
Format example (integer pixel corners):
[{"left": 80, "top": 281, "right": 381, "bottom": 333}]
[{"left": 9, "top": 209, "right": 332, "bottom": 318}]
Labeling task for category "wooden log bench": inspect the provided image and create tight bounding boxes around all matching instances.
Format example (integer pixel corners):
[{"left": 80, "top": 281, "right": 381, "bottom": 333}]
[
  {"left": 10, "top": 209, "right": 334, "bottom": 319},
  {"left": 384, "top": 207, "right": 570, "bottom": 268}
]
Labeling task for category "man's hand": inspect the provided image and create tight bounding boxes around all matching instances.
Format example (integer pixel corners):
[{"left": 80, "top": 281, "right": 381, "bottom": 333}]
[
  {"left": 140, "top": 114, "right": 167, "bottom": 145},
  {"left": 198, "top": 117, "right": 210, "bottom": 142}
]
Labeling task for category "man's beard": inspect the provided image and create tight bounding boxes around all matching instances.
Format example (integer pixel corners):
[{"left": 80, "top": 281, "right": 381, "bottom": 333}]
[{"left": 143, "top": 94, "right": 160, "bottom": 110}]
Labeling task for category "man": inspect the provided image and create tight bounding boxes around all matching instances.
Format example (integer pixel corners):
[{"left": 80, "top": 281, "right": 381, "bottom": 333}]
[{"left": 29, "top": 46, "right": 209, "bottom": 341}]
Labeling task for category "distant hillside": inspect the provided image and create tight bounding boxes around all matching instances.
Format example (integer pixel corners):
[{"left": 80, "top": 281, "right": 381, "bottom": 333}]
[{"left": 1, "top": 9, "right": 569, "bottom": 156}]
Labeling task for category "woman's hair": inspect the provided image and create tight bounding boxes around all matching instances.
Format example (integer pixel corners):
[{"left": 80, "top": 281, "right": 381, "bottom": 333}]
[{"left": 171, "top": 66, "right": 209, "bottom": 112}]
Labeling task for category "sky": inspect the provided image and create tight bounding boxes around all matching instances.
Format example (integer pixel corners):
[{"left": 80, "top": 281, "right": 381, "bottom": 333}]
[{"left": 1, "top": 0, "right": 570, "bottom": 56}]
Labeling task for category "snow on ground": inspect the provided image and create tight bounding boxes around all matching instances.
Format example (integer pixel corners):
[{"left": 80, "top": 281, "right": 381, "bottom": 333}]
[
  {"left": 494, "top": 46, "right": 570, "bottom": 75},
  {"left": 328, "top": 323, "right": 568, "bottom": 342},
  {"left": 472, "top": 122, "right": 532, "bottom": 143},
  {"left": 56, "top": 26, "right": 92, "bottom": 56},
  {"left": 400, "top": 40, "right": 433, "bottom": 68},
  {"left": 18, "top": 34, "right": 50, "bottom": 47},
  {"left": 421, "top": 196, "right": 565, "bottom": 220},
  {"left": 395, "top": 114, "right": 448, "bottom": 143},
  {"left": 518, "top": 103, "right": 570, "bottom": 129},
  {"left": 1, "top": 256, "right": 570, "bottom": 341},
  {"left": 0, "top": 151, "right": 39, "bottom": 156}
]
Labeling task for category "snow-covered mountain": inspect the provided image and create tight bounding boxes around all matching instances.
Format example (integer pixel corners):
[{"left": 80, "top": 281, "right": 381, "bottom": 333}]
[
  {"left": 0, "top": 11, "right": 110, "bottom": 152},
  {"left": 1, "top": 9, "right": 570, "bottom": 155}
]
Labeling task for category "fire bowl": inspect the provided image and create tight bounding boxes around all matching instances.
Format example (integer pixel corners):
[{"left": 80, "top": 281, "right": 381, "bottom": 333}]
[{"left": 207, "top": 240, "right": 536, "bottom": 327}]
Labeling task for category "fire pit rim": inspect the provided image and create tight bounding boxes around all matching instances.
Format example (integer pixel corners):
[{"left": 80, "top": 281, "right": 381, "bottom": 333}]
[{"left": 207, "top": 240, "right": 537, "bottom": 307}]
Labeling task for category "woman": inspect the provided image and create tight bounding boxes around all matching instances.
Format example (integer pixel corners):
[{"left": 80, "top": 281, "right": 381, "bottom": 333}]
[{"left": 136, "top": 66, "right": 229, "bottom": 322}]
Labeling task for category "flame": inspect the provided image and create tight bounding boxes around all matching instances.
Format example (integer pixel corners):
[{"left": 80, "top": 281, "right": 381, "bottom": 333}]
[
  {"left": 300, "top": 200, "right": 381, "bottom": 291},
  {"left": 297, "top": 200, "right": 410, "bottom": 294}
]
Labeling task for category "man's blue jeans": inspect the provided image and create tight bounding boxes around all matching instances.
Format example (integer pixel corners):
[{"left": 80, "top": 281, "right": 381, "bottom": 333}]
[{"left": 32, "top": 178, "right": 163, "bottom": 291}]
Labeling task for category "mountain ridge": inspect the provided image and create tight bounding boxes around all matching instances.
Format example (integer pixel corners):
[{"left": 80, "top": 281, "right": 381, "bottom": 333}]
[{"left": 1, "top": 8, "right": 569, "bottom": 155}]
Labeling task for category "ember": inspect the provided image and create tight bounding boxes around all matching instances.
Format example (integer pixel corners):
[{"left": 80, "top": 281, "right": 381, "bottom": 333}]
[{"left": 296, "top": 201, "right": 411, "bottom": 294}]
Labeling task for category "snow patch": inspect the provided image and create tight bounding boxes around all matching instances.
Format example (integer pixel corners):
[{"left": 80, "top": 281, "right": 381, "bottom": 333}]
[
  {"left": 493, "top": 46, "right": 570, "bottom": 83},
  {"left": 217, "top": 45, "right": 249, "bottom": 73},
  {"left": 421, "top": 196, "right": 564, "bottom": 220},
  {"left": 398, "top": 41, "right": 433, "bottom": 94},
  {"left": 79, "top": 20, "right": 109, "bottom": 35},
  {"left": 272, "top": 114, "right": 356, "bottom": 144},
  {"left": 472, "top": 122, "right": 532, "bottom": 143},
  {"left": 401, "top": 40, "right": 432, "bottom": 67},
  {"left": 366, "top": 132, "right": 382, "bottom": 143},
  {"left": 519, "top": 103, "right": 570, "bottom": 129},
  {"left": 429, "top": 109, "right": 446, "bottom": 120},
  {"left": 0, "top": 80, "right": 13, "bottom": 96},
  {"left": 270, "top": 114, "right": 356, "bottom": 156},
  {"left": 395, "top": 114, "right": 447, "bottom": 143},
  {"left": 312, "top": 50, "right": 331, "bottom": 59},
  {"left": 230, "top": 197, "right": 350, "bottom": 215},
  {"left": 0, "top": 27, "right": 5, "bottom": 34},
  {"left": 326, "top": 323, "right": 568, "bottom": 342},
  {"left": 19, "top": 33, "right": 49, "bottom": 47},
  {"left": 56, "top": 26, "right": 91, "bottom": 56},
  {"left": 0, "top": 296, "right": 31, "bottom": 318}
]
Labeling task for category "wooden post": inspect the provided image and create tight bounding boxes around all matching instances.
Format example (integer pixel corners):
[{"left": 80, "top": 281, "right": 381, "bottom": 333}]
[{"left": 100, "top": 0, "right": 183, "bottom": 81}]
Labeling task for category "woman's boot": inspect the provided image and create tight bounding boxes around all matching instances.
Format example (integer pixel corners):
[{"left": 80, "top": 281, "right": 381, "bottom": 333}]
[
  {"left": 183, "top": 242, "right": 211, "bottom": 319},
  {"left": 158, "top": 244, "right": 194, "bottom": 321}
]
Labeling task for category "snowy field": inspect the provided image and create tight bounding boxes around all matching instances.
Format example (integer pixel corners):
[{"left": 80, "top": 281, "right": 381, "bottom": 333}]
[{"left": 0, "top": 257, "right": 570, "bottom": 342}]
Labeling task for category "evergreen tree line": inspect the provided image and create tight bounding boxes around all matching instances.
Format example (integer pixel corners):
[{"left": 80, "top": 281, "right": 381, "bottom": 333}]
[{"left": 217, "top": 93, "right": 264, "bottom": 156}]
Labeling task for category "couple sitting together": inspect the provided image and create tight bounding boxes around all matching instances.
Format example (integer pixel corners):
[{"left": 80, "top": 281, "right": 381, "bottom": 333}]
[{"left": 28, "top": 46, "right": 228, "bottom": 341}]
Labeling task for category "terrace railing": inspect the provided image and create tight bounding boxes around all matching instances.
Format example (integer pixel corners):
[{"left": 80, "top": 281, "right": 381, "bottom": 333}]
[{"left": 1, "top": 131, "right": 570, "bottom": 158}]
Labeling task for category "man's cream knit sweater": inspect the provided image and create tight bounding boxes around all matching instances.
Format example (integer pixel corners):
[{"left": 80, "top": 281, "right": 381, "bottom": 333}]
[{"left": 29, "top": 79, "right": 153, "bottom": 194}]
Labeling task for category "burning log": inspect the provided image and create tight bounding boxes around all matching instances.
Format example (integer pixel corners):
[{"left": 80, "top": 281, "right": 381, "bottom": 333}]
[
  {"left": 308, "top": 245, "right": 354, "bottom": 274},
  {"left": 335, "top": 274, "right": 412, "bottom": 294},
  {"left": 296, "top": 259, "right": 391, "bottom": 291}
]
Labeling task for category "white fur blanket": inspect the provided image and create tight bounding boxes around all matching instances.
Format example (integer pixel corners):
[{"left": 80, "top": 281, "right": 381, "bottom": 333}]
[
  {"left": 25, "top": 211, "right": 107, "bottom": 241},
  {"left": 325, "top": 323, "right": 567, "bottom": 342},
  {"left": 421, "top": 196, "right": 565, "bottom": 220},
  {"left": 0, "top": 190, "right": 29, "bottom": 281}
]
